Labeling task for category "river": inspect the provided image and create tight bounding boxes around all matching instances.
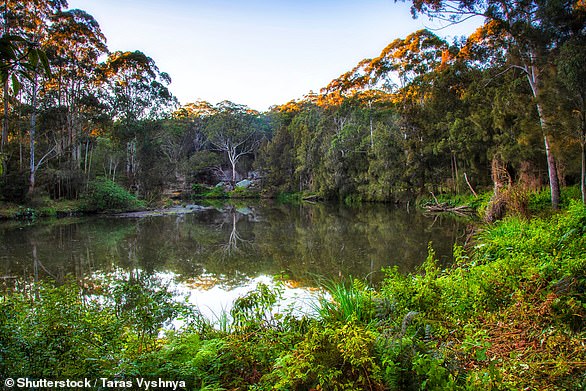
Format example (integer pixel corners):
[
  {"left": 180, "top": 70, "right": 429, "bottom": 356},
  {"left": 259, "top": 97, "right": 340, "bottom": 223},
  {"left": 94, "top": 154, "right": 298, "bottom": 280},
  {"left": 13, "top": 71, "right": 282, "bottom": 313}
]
[{"left": 0, "top": 201, "right": 466, "bottom": 318}]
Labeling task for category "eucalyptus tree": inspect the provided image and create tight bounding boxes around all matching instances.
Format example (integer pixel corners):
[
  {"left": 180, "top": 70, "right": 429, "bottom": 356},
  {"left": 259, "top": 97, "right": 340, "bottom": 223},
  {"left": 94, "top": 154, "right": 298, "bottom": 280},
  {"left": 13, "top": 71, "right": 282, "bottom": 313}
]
[
  {"left": 408, "top": 0, "right": 586, "bottom": 207},
  {"left": 257, "top": 107, "right": 298, "bottom": 192},
  {"left": 204, "top": 101, "right": 265, "bottom": 185},
  {"left": 100, "top": 50, "right": 176, "bottom": 190},
  {"left": 375, "top": 30, "right": 456, "bottom": 194},
  {"left": 170, "top": 101, "right": 221, "bottom": 184},
  {"left": 8, "top": 0, "right": 68, "bottom": 195},
  {"left": 43, "top": 9, "right": 107, "bottom": 170},
  {"left": 1, "top": 0, "right": 64, "bottom": 145},
  {"left": 0, "top": 0, "right": 65, "bottom": 187},
  {"left": 323, "top": 30, "right": 459, "bottom": 194}
]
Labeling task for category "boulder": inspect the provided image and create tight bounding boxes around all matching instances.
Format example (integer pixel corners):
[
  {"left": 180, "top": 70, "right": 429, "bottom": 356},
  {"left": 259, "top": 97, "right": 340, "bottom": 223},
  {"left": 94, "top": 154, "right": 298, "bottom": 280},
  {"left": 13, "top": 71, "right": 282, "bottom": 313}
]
[{"left": 235, "top": 179, "right": 252, "bottom": 188}]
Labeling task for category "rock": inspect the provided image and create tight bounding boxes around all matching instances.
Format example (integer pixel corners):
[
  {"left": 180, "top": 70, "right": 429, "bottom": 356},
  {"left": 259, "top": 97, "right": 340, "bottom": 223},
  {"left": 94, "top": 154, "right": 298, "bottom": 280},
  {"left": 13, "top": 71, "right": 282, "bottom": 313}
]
[{"left": 235, "top": 179, "right": 252, "bottom": 188}]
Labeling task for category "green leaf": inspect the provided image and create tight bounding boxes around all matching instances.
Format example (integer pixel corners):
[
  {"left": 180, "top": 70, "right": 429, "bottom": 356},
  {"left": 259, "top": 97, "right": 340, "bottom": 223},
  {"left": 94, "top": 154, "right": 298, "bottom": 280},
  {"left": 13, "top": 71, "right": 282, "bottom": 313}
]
[
  {"left": 37, "top": 49, "right": 52, "bottom": 78},
  {"left": 28, "top": 48, "right": 39, "bottom": 67},
  {"left": 11, "top": 73, "right": 20, "bottom": 95}
]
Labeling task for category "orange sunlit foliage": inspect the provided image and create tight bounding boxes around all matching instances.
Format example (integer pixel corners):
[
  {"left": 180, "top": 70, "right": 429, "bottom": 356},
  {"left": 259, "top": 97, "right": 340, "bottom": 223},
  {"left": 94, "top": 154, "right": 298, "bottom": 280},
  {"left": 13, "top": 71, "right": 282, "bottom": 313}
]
[
  {"left": 459, "top": 20, "right": 508, "bottom": 62},
  {"left": 317, "top": 91, "right": 344, "bottom": 108},
  {"left": 89, "top": 127, "right": 102, "bottom": 137},
  {"left": 273, "top": 100, "right": 303, "bottom": 114}
]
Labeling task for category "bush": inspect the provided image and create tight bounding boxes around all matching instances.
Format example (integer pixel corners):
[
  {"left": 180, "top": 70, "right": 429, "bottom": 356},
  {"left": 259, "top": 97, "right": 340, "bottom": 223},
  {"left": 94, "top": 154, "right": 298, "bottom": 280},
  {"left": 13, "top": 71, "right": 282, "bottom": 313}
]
[
  {"left": 191, "top": 183, "right": 210, "bottom": 195},
  {"left": 268, "top": 318, "right": 383, "bottom": 390},
  {"left": 229, "top": 186, "right": 259, "bottom": 199},
  {"left": 0, "top": 282, "right": 126, "bottom": 378},
  {"left": 204, "top": 186, "right": 228, "bottom": 198},
  {"left": 191, "top": 183, "right": 228, "bottom": 199},
  {"left": 83, "top": 178, "right": 144, "bottom": 212}
]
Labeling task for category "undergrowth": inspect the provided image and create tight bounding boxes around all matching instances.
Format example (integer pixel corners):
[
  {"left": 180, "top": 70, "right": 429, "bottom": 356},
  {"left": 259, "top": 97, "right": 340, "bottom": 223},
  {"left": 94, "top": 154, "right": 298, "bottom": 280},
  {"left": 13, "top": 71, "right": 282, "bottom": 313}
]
[{"left": 1, "top": 202, "right": 584, "bottom": 389}]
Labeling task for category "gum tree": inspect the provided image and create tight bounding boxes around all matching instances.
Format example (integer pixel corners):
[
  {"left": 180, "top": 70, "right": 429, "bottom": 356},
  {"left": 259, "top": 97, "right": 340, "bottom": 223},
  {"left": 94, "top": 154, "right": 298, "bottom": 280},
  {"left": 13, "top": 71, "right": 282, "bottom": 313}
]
[
  {"left": 407, "top": 0, "right": 585, "bottom": 208},
  {"left": 204, "top": 101, "right": 265, "bottom": 185}
]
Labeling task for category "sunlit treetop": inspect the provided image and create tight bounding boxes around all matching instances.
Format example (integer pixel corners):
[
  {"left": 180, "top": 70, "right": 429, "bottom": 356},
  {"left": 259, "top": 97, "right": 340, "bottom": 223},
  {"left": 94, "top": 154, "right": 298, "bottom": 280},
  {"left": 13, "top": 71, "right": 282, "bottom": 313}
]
[
  {"left": 322, "top": 29, "right": 453, "bottom": 105},
  {"left": 101, "top": 50, "right": 171, "bottom": 87},
  {"left": 173, "top": 100, "right": 217, "bottom": 119},
  {"left": 47, "top": 9, "right": 107, "bottom": 55},
  {"left": 173, "top": 100, "right": 260, "bottom": 120}
]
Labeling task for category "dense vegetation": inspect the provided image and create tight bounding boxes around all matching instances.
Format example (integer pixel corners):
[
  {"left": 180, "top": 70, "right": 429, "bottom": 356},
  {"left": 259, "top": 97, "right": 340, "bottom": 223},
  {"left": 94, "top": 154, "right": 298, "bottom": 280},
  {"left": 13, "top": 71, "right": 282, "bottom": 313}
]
[
  {"left": 1, "top": 201, "right": 584, "bottom": 389},
  {"left": 1, "top": 0, "right": 585, "bottom": 389},
  {"left": 0, "top": 1, "right": 585, "bottom": 210}
]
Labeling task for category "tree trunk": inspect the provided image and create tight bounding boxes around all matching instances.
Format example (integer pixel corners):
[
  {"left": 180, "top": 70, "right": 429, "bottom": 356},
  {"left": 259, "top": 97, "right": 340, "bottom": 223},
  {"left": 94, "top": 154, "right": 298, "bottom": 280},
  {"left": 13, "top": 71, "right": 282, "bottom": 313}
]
[
  {"left": 2, "top": 82, "right": 8, "bottom": 152},
  {"left": 368, "top": 100, "right": 374, "bottom": 148},
  {"left": 1, "top": 6, "right": 9, "bottom": 154},
  {"left": 28, "top": 72, "right": 39, "bottom": 197},
  {"left": 528, "top": 62, "right": 560, "bottom": 209},
  {"left": 231, "top": 158, "right": 236, "bottom": 185},
  {"left": 536, "top": 101, "right": 560, "bottom": 210},
  {"left": 580, "top": 141, "right": 586, "bottom": 205}
]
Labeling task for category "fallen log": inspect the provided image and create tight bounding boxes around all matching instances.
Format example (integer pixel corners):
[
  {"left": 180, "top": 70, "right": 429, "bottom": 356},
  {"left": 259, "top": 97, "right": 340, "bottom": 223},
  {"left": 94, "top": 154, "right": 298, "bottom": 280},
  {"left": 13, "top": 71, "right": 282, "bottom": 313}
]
[{"left": 424, "top": 203, "right": 476, "bottom": 216}]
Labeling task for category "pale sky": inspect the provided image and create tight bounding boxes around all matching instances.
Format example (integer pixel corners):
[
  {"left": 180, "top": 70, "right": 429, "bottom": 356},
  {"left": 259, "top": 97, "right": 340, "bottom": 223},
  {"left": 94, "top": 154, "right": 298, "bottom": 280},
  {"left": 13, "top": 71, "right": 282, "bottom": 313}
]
[{"left": 67, "top": 0, "right": 482, "bottom": 111}]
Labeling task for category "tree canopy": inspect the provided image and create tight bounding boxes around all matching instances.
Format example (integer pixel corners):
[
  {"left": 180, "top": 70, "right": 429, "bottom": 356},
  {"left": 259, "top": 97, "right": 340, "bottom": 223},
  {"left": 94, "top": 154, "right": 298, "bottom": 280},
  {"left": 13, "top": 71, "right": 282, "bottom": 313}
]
[{"left": 0, "top": 0, "right": 584, "bottom": 207}]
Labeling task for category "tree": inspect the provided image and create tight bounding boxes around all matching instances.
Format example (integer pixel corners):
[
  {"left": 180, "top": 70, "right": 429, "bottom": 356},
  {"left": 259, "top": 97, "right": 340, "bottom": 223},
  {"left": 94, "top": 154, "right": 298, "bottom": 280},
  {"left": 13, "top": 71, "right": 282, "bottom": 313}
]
[
  {"left": 100, "top": 50, "right": 176, "bottom": 190},
  {"left": 0, "top": 0, "right": 64, "bottom": 178},
  {"left": 204, "top": 101, "right": 264, "bottom": 185},
  {"left": 11, "top": 0, "right": 67, "bottom": 196},
  {"left": 408, "top": 0, "right": 585, "bottom": 208},
  {"left": 43, "top": 9, "right": 107, "bottom": 168}
]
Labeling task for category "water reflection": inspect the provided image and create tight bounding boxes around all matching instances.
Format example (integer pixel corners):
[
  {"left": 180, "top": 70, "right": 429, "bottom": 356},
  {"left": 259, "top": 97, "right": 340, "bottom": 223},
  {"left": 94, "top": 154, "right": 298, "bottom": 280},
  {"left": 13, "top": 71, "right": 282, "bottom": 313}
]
[{"left": 0, "top": 201, "right": 466, "bottom": 289}]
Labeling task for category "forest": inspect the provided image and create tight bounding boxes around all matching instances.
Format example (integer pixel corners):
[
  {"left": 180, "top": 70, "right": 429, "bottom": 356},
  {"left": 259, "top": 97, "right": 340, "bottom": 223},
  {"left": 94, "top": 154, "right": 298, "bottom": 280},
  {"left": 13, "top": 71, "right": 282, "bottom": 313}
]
[
  {"left": 1, "top": 1, "right": 585, "bottom": 390},
  {"left": 0, "top": 0, "right": 584, "bottom": 212}
]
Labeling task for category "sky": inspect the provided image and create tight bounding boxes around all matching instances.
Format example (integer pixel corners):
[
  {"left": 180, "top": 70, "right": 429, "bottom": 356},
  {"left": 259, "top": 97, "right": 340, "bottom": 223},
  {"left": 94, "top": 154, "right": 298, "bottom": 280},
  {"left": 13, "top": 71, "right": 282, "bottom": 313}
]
[{"left": 67, "top": 0, "right": 483, "bottom": 112}]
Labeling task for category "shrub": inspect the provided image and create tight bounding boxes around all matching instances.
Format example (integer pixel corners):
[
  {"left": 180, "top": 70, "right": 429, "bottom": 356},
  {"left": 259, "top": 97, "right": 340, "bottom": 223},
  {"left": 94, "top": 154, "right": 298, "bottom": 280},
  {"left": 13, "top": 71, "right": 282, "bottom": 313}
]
[
  {"left": 84, "top": 178, "right": 144, "bottom": 212},
  {"left": 268, "top": 318, "right": 383, "bottom": 390},
  {"left": 191, "top": 184, "right": 228, "bottom": 199},
  {"left": 229, "top": 186, "right": 259, "bottom": 199},
  {"left": 0, "top": 282, "right": 127, "bottom": 379},
  {"left": 191, "top": 183, "right": 210, "bottom": 195}
]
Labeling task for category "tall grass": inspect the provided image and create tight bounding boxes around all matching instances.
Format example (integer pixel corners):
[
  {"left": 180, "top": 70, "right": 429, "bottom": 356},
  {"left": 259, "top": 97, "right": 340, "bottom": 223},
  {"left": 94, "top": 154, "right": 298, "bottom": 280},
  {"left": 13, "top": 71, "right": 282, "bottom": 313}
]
[{"left": 312, "top": 278, "right": 377, "bottom": 323}]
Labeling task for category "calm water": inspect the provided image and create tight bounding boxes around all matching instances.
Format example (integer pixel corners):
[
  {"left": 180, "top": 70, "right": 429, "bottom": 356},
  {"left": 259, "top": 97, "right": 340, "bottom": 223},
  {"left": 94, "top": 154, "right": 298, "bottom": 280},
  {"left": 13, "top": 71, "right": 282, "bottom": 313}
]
[{"left": 0, "top": 201, "right": 465, "bottom": 316}]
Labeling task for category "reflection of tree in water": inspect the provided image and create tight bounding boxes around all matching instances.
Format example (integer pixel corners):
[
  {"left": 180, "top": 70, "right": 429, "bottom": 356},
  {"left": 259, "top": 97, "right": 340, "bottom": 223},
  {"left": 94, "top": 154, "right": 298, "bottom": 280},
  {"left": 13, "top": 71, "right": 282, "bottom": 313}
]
[
  {"left": 0, "top": 202, "right": 466, "bottom": 290},
  {"left": 218, "top": 207, "right": 255, "bottom": 258}
]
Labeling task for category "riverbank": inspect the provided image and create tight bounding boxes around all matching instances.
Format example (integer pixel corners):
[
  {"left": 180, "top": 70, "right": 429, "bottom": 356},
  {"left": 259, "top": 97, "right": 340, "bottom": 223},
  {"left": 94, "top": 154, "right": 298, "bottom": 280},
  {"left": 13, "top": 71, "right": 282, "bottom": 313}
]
[{"left": 1, "top": 200, "right": 584, "bottom": 389}]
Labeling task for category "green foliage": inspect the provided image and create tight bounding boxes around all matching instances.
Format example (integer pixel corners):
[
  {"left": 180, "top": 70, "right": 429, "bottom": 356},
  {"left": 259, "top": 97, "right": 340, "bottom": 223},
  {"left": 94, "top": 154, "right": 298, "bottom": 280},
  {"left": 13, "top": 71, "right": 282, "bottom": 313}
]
[
  {"left": 14, "top": 206, "right": 38, "bottom": 220},
  {"left": 106, "top": 274, "right": 197, "bottom": 351},
  {"left": 191, "top": 183, "right": 261, "bottom": 199},
  {"left": 528, "top": 185, "right": 583, "bottom": 215},
  {"left": 268, "top": 318, "right": 383, "bottom": 390},
  {"left": 191, "top": 183, "right": 228, "bottom": 199},
  {"left": 314, "top": 279, "right": 378, "bottom": 323},
  {"left": 229, "top": 186, "right": 259, "bottom": 199},
  {"left": 1, "top": 205, "right": 585, "bottom": 390},
  {"left": 0, "top": 282, "right": 126, "bottom": 378},
  {"left": 0, "top": 276, "right": 200, "bottom": 380},
  {"left": 378, "top": 203, "right": 586, "bottom": 389},
  {"left": 84, "top": 178, "right": 145, "bottom": 212},
  {"left": 191, "top": 183, "right": 209, "bottom": 195},
  {"left": 230, "top": 283, "right": 282, "bottom": 331},
  {"left": 275, "top": 192, "right": 303, "bottom": 204}
]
